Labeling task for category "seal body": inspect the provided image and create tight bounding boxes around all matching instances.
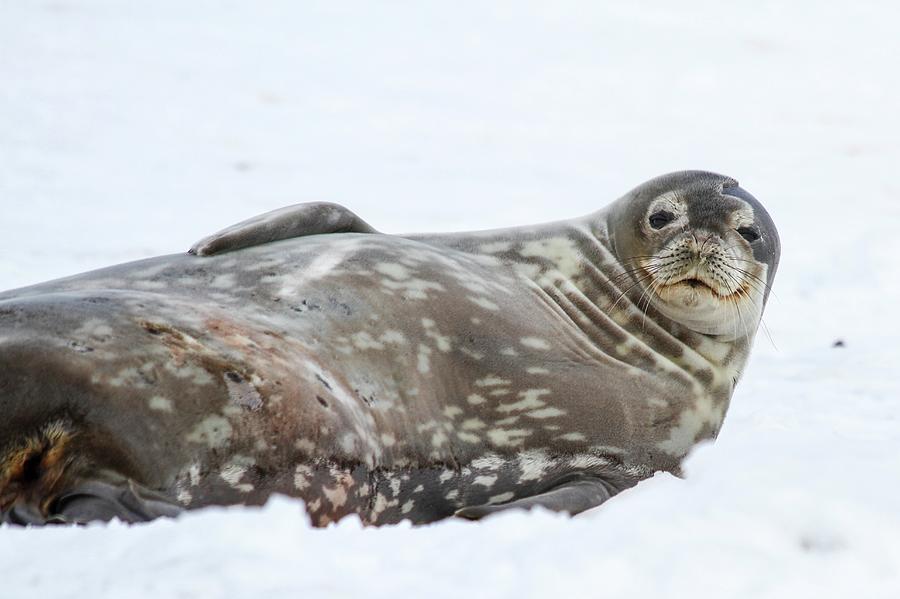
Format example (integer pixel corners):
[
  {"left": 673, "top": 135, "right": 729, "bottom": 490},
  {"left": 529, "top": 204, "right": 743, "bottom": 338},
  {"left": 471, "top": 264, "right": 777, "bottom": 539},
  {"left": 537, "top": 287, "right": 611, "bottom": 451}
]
[{"left": 0, "top": 171, "right": 779, "bottom": 526}]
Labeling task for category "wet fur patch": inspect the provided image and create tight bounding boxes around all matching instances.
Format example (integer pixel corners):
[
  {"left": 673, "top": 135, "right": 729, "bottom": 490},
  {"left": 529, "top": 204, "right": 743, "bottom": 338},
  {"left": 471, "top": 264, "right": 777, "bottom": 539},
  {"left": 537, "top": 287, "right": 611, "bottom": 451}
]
[{"left": 0, "top": 420, "right": 75, "bottom": 514}]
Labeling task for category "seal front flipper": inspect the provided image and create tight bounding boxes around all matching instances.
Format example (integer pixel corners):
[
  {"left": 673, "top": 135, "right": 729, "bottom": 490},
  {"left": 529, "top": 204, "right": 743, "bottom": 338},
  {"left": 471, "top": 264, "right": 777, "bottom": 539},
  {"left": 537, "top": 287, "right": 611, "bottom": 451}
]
[
  {"left": 189, "top": 201, "right": 379, "bottom": 256},
  {"left": 454, "top": 477, "right": 621, "bottom": 521}
]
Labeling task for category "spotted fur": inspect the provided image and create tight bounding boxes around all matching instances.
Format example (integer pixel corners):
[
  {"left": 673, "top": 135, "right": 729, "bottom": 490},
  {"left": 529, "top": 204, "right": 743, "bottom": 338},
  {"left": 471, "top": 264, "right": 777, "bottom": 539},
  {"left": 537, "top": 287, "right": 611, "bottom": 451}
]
[{"left": 0, "top": 170, "right": 779, "bottom": 526}]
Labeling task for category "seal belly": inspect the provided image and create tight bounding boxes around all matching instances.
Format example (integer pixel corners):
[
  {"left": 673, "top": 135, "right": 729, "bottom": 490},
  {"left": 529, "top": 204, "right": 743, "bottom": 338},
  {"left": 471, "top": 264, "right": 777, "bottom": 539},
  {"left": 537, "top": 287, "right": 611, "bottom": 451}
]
[{"left": 0, "top": 234, "right": 648, "bottom": 523}]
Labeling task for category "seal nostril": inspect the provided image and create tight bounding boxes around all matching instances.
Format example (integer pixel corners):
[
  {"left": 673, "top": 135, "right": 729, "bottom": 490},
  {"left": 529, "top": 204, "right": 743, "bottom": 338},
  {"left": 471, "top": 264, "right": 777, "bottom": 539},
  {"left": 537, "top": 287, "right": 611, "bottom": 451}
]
[{"left": 316, "top": 395, "right": 329, "bottom": 408}]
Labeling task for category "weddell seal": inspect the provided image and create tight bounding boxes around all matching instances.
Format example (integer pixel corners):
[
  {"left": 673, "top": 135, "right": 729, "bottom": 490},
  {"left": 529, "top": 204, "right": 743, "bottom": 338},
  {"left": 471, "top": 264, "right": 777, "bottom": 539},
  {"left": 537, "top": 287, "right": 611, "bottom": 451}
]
[{"left": 0, "top": 170, "right": 779, "bottom": 526}]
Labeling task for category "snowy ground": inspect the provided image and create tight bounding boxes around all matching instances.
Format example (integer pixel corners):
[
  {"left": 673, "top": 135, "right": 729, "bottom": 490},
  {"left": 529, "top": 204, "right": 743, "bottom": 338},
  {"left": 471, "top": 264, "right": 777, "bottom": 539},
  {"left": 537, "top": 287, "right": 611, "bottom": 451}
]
[{"left": 2, "top": 1, "right": 899, "bottom": 597}]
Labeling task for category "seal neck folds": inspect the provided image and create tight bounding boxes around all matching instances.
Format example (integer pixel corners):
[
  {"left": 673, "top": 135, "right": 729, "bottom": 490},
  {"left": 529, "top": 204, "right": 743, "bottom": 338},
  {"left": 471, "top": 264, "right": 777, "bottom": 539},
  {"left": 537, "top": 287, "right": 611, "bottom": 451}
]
[
  {"left": 457, "top": 220, "right": 750, "bottom": 388},
  {"left": 572, "top": 217, "right": 756, "bottom": 384}
]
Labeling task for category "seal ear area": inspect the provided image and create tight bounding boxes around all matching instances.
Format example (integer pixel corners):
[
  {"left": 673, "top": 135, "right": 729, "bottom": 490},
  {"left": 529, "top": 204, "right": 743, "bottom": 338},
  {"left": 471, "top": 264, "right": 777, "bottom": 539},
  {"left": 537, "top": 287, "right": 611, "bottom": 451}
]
[
  {"left": 189, "top": 201, "right": 380, "bottom": 257},
  {"left": 454, "top": 476, "right": 623, "bottom": 521}
]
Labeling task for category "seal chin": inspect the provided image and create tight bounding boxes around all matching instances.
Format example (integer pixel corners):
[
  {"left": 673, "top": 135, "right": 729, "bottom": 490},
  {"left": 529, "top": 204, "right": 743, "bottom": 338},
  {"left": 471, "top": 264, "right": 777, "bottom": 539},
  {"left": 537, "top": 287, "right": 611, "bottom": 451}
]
[{"left": 650, "top": 280, "right": 762, "bottom": 339}]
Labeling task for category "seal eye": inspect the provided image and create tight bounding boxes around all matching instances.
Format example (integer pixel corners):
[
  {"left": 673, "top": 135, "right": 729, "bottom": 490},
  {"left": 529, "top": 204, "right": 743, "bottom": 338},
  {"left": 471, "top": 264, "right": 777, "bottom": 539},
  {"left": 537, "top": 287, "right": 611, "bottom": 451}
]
[
  {"left": 648, "top": 211, "right": 675, "bottom": 229},
  {"left": 737, "top": 227, "right": 760, "bottom": 243}
]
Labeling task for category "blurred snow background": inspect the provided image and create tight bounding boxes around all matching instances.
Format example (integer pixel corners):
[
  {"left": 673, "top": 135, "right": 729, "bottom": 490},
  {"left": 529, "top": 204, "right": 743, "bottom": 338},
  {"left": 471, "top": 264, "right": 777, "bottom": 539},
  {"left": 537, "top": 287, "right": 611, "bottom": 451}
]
[{"left": 1, "top": 1, "right": 899, "bottom": 597}]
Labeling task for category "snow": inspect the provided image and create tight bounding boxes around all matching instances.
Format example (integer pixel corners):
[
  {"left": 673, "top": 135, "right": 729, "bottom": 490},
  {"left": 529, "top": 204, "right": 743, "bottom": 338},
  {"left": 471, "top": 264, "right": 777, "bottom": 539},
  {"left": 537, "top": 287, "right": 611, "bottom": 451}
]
[{"left": 1, "top": 1, "right": 899, "bottom": 597}]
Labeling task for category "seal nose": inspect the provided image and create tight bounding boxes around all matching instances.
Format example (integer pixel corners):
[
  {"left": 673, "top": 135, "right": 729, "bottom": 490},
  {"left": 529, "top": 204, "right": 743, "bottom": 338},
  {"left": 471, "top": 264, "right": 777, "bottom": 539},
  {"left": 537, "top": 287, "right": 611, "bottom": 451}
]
[{"left": 691, "top": 232, "right": 723, "bottom": 261}]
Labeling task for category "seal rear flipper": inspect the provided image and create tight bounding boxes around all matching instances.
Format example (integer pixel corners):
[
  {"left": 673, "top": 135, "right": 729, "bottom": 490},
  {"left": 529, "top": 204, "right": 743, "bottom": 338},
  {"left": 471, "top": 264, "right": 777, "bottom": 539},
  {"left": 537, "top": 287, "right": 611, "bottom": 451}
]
[
  {"left": 0, "top": 418, "right": 182, "bottom": 526},
  {"left": 189, "top": 201, "right": 379, "bottom": 256},
  {"left": 454, "top": 478, "right": 619, "bottom": 520},
  {"left": 1, "top": 475, "right": 183, "bottom": 527},
  {"left": 49, "top": 478, "right": 183, "bottom": 525}
]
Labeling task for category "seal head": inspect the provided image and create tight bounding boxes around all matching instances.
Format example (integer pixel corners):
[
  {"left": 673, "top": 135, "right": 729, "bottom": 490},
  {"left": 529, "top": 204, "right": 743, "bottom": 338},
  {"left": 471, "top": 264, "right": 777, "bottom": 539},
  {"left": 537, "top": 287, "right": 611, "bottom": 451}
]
[{"left": 607, "top": 171, "right": 780, "bottom": 339}]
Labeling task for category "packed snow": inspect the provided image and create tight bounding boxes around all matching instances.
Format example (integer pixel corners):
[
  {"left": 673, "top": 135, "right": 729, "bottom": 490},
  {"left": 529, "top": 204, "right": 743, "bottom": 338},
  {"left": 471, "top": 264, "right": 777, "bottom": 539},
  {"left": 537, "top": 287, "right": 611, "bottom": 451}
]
[{"left": 1, "top": 1, "right": 899, "bottom": 597}]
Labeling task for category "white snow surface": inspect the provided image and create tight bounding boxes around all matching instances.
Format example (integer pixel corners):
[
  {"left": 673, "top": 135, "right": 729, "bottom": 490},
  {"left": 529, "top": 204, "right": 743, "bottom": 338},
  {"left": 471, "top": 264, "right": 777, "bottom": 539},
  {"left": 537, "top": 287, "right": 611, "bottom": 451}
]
[{"left": 1, "top": 1, "right": 899, "bottom": 597}]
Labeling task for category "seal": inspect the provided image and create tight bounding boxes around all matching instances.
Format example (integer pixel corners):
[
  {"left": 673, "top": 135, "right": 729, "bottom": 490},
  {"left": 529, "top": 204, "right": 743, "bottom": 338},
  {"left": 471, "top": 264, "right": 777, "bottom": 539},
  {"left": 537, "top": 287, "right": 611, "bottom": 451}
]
[{"left": 0, "top": 170, "right": 779, "bottom": 526}]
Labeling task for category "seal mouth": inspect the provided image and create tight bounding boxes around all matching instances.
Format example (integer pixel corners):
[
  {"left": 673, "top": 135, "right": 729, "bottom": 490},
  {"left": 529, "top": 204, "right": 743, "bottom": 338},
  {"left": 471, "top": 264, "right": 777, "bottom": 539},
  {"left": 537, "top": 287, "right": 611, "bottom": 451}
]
[
  {"left": 681, "top": 278, "right": 707, "bottom": 289},
  {"left": 669, "top": 277, "right": 724, "bottom": 298}
]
